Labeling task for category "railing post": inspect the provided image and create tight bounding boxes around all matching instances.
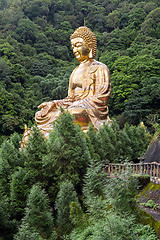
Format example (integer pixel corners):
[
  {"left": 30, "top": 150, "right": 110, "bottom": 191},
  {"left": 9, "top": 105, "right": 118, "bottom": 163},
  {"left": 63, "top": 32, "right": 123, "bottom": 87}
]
[
  {"left": 131, "top": 164, "right": 133, "bottom": 174},
  {"left": 111, "top": 164, "right": 113, "bottom": 175},
  {"left": 142, "top": 163, "right": 144, "bottom": 175},
  {"left": 156, "top": 163, "right": 159, "bottom": 177},
  {"left": 150, "top": 164, "right": 153, "bottom": 177},
  {"left": 144, "top": 164, "right": 146, "bottom": 175},
  {"left": 153, "top": 163, "right": 155, "bottom": 177},
  {"left": 106, "top": 165, "right": 109, "bottom": 174},
  {"left": 148, "top": 164, "right": 150, "bottom": 175},
  {"left": 140, "top": 163, "right": 142, "bottom": 175},
  {"left": 108, "top": 164, "right": 111, "bottom": 175},
  {"left": 157, "top": 164, "right": 160, "bottom": 178},
  {"left": 115, "top": 165, "right": 117, "bottom": 175}
]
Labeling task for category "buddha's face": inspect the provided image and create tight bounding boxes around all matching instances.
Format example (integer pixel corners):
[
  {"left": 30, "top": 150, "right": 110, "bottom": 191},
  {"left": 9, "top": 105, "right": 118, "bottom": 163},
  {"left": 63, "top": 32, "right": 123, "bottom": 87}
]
[{"left": 71, "top": 37, "right": 91, "bottom": 62}]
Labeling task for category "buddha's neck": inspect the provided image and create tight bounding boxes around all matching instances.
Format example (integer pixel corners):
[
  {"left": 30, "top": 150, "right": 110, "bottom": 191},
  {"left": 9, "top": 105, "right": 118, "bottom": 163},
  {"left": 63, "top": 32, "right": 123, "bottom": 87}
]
[{"left": 80, "top": 59, "right": 93, "bottom": 65}]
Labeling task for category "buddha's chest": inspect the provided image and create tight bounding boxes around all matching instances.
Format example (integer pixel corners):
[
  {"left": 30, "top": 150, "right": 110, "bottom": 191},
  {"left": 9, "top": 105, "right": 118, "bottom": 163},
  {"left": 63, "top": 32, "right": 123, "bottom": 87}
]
[
  {"left": 72, "top": 67, "right": 85, "bottom": 89},
  {"left": 71, "top": 63, "right": 97, "bottom": 97}
]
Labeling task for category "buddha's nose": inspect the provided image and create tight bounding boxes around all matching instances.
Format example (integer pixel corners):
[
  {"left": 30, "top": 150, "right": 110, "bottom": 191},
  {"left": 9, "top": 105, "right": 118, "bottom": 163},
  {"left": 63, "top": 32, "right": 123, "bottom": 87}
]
[{"left": 73, "top": 47, "right": 78, "bottom": 53}]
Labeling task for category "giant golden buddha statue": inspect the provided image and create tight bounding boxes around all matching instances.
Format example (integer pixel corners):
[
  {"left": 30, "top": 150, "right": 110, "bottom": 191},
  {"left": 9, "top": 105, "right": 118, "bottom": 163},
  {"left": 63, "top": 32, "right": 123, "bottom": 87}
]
[
  {"left": 21, "top": 26, "right": 111, "bottom": 145},
  {"left": 35, "top": 26, "right": 111, "bottom": 137}
]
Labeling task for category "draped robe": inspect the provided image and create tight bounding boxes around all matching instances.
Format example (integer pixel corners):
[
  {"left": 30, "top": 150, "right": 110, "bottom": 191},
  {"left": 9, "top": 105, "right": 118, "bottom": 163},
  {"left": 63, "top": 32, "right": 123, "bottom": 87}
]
[{"left": 35, "top": 59, "right": 111, "bottom": 136}]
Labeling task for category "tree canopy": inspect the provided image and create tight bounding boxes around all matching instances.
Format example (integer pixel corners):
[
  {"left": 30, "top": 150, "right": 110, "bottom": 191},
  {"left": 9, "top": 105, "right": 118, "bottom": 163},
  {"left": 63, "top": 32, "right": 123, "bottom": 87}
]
[
  {"left": 0, "top": 0, "right": 159, "bottom": 136},
  {"left": 0, "top": 112, "right": 157, "bottom": 239}
]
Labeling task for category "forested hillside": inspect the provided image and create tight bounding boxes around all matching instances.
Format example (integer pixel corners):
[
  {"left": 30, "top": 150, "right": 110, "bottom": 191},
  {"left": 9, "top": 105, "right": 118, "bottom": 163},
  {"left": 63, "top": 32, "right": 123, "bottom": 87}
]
[
  {"left": 0, "top": 0, "right": 159, "bottom": 138},
  {"left": 0, "top": 111, "right": 158, "bottom": 239},
  {"left": 0, "top": 1, "right": 160, "bottom": 239}
]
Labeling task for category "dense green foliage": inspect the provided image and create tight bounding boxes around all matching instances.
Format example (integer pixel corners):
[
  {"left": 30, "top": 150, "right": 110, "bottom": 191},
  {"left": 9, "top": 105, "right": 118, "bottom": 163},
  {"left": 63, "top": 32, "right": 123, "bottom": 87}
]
[
  {"left": 55, "top": 180, "right": 80, "bottom": 235},
  {"left": 14, "top": 184, "right": 57, "bottom": 240},
  {"left": 0, "top": 0, "right": 159, "bottom": 238},
  {"left": 69, "top": 167, "right": 158, "bottom": 240},
  {"left": 0, "top": 0, "right": 159, "bottom": 136},
  {"left": 87, "top": 120, "right": 151, "bottom": 163},
  {"left": 0, "top": 111, "right": 158, "bottom": 239}
]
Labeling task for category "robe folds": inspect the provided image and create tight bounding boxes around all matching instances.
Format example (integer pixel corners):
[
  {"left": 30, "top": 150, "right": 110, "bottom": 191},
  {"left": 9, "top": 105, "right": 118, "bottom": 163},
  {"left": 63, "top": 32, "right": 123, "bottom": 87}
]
[{"left": 35, "top": 59, "right": 111, "bottom": 135}]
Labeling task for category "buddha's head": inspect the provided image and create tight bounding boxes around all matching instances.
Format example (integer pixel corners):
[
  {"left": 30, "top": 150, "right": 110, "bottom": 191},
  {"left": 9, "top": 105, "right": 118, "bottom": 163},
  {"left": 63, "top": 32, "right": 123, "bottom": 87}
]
[{"left": 70, "top": 26, "right": 97, "bottom": 62}]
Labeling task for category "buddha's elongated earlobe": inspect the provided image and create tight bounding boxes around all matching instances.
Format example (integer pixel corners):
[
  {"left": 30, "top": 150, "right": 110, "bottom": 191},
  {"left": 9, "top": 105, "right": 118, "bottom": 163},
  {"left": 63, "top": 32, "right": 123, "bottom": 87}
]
[{"left": 89, "top": 48, "right": 93, "bottom": 58}]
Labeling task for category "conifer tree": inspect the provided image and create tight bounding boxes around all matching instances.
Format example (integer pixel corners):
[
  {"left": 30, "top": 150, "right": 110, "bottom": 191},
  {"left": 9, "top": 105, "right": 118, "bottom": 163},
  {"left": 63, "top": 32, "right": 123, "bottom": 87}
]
[
  {"left": 10, "top": 167, "right": 35, "bottom": 220},
  {"left": 86, "top": 124, "right": 104, "bottom": 160},
  {"left": 83, "top": 158, "right": 105, "bottom": 197},
  {"left": 122, "top": 123, "right": 151, "bottom": 162},
  {"left": 23, "top": 126, "right": 47, "bottom": 183},
  {"left": 55, "top": 180, "right": 81, "bottom": 235},
  {"left": 14, "top": 184, "right": 56, "bottom": 240},
  {"left": 0, "top": 139, "right": 20, "bottom": 195},
  {"left": 9, "top": 132, "right": 21, "bottom": 150},
  {"left": 43, "top": 110, "right": 91, "bottom": 199},
  {"left": 0, "top": 187, "right": 16, "bottom": 240},
  {"left": 82, "top": 158, "right": 108, "bottom": 221},
  {"left": 98, "top": 123, "right": 117, "bottom": 162},
  {"left": 116, "top": 128, "right": 133, "bottom": 161},
  {"left": 105, "top": 170, "right": 139, "bottom": 215},
  {"left": 91, "top": 119, "right": 151, "bottom": 163}
]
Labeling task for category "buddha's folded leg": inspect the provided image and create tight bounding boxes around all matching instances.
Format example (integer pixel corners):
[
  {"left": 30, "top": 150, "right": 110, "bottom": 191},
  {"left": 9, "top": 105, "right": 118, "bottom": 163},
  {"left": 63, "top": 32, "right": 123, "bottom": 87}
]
[
  {"left": 68, "top": 107, "right": 91, "bottom": 130},
  {"left": 35, "top": 109, "right": 61, "bottom": 137},
  {"left": 68, "top": 106, "right": 111, "bottom": 130}
]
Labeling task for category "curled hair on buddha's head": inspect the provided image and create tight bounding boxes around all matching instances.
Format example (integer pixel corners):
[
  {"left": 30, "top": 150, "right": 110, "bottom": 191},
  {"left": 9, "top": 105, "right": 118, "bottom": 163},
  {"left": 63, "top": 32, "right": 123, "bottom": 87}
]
[{"left": 70, "top": 26, "right": 97, "bottom": 58}]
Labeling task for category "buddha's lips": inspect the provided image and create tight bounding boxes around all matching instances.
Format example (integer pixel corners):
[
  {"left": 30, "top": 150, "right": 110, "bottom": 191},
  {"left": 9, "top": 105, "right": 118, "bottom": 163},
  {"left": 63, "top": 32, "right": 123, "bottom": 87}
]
[{"left": 74, "top": 52, "right": 80, "bottom": 57}]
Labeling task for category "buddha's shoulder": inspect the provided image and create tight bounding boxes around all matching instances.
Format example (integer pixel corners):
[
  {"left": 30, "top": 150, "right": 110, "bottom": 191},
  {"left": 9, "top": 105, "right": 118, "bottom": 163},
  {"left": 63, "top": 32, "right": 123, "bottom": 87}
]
[
  {"left": 90, "top": 59, "right": 109, "bottom": 72},
  {"left": 70, "top": 60, "right": 109, "bottom": 77}
]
